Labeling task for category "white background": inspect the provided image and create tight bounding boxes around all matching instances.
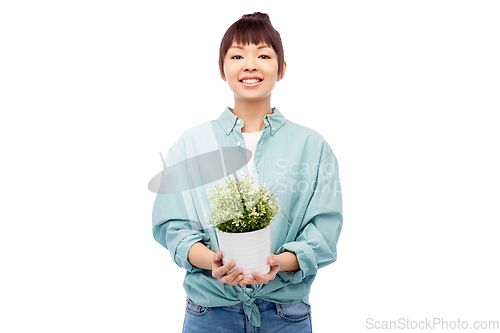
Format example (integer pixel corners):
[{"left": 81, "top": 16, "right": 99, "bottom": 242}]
[{"left": 1, "top": 1, "right": 499, "bottom": 332}]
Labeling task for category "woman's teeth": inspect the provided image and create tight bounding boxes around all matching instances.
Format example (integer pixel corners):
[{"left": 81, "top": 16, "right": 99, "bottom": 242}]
[{"left": 241, "top": 79, "right": 261, "bottom": 83}]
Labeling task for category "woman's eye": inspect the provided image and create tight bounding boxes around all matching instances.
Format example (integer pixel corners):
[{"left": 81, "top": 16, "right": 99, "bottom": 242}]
[{"left": 230, "top": 55, "right": 270, "bottom": 59}]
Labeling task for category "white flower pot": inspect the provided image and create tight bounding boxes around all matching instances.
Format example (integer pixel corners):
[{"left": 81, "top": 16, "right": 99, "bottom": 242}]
[{"left": 216, "top": 224, "right": 272, "bottom": 278}]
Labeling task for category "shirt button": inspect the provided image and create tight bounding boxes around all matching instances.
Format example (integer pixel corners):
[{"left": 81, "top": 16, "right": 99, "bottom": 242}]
[
  {"left": 239, "top": 170, "right": 244, "bottom": 175},
  {"left": 236, "top": 119, "right": 241, "bottom": 124},
  {"left": 272, "top": 127, "right": 275, "bottom": 131},
  {"left": 237, "top": 141, "right": 241, "bottom": 146},
  {"left": 260, "top": 140, "right": 263, "bottom": 144},
  {"left": 256, "top": 170, "right": 259, "bottom": 174}
]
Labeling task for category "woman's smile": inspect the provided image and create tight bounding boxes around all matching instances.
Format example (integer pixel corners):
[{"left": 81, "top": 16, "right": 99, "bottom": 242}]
[{"left": 240, "top": 75, "right": 263, "bottom": 88}]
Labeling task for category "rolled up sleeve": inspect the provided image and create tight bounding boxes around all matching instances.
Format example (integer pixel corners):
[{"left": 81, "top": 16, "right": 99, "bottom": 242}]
[
  {"left": 277, "top": 146, "right": 343, "bottom": 283},
  {"left": 152, "top": 147, "right": 208, "bottom": 273}
]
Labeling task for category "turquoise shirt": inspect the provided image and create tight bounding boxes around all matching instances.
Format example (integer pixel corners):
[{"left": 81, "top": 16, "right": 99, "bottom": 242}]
[{"left": 152, "top": 107, "right": 343, "bottom": 327}]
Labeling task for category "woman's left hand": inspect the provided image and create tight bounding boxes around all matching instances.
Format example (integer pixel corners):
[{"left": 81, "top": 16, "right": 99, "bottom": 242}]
[{"left": 239, "top": 254, "right": 281, "bottom": 286}]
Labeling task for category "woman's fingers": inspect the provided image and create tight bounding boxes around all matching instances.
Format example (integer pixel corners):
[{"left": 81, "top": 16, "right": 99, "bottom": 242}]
[
  {"left": 240, "top": 272, "right": 264, "bottom": 285},
  {"left": 217, "top": 266, "right": 243, "bottom": 285},
  {"left": 213, "top": 260, "right": 244, "bottom": 285},
  {"left": 239, "top": 276, "right": 258, "bottom": 285},
  {"left": 252, "top": 272, "right": 266, "bottom": 283},
  {"left": 211, "top": 253, "right": 246, "bottom": 286},
  {"left": 213, "top": 261, "right": 233, "bottom": 278},
  {"left": 268, "top": 264, "right": 279, "bottom": 275},
  {"left": 223, "top": 261, "right": 236, "bottom": 274},
  {"left": 240, "top": 268, "right": 279, "bottom": 286},
  {"left": 225, "top": 268, "right": 244, "bottom": 286},
  {"left": 268, "top": 254, "right": 280, "bottom": 266}
]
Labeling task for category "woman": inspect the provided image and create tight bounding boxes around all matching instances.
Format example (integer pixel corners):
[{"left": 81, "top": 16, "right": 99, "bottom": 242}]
[{"left": 153, "top": 12, "right": 343, "bottom": 332}]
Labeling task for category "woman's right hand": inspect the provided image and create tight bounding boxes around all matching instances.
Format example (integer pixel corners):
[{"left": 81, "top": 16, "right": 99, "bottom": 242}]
[{"left": 212, "top": 252, "right": 243, "bottom": 286}]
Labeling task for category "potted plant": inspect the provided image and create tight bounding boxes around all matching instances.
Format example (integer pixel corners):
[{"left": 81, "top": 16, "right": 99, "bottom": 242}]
[{"left": 205, "top": 171, "right": 280, "bottom": 277}]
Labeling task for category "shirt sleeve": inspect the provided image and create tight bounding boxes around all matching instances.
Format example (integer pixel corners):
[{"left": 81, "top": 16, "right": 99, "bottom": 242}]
[
  {"left": 152, "top": 146, "right": 209, "bottom": 273},
  {"left": 276, "top": 145, "right": 343, "bottom": 284}
]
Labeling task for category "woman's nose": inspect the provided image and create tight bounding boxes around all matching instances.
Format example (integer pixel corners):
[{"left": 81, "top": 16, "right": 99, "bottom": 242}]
[{"left": 244, "top": 60, "right": 257, "bottom": 72}]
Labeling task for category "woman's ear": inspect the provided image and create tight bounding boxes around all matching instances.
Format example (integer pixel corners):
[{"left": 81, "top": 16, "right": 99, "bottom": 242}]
[{"left": 277, "top": 61, "right": 287, "bottom": 81}]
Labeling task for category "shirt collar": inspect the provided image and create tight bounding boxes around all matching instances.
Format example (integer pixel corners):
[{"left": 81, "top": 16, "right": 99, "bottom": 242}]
[{"left": 217, "top": 106, "right": 286, "bottom": 136}]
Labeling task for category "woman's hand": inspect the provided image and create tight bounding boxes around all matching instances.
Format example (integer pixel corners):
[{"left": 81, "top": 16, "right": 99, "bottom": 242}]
[
  {"left": 212, "top": 252, "right": 244, "bottom": 286},
  {"left": 239, "top": 254, "right": 281, "bottom": 286}
]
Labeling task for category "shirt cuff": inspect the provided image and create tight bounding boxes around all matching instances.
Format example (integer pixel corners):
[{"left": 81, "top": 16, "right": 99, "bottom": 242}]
[
  {"left": 276, "top": 241, "right": 318, "bottom": 284},
  {"left": 175, "top": 233, "right": 209, "bottom": 273}
]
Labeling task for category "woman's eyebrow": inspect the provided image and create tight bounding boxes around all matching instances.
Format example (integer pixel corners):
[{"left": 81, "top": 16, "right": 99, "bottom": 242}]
[{"left": 229, "top": 45, "right": 273, "bottom": 50}]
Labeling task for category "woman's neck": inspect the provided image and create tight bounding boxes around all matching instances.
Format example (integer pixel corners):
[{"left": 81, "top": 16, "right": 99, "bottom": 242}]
[{"left": 232, "top": 98, "right": 273, "bottom": 133}]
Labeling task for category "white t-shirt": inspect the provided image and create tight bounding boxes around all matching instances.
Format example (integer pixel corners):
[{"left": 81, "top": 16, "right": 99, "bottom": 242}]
[{"left": 241, "top": 130, "right": 263, "bottom": 175}]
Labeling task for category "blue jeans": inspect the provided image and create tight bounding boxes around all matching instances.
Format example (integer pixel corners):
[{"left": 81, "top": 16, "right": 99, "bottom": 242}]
[{"left": 182, "top": 298, "right": 312, "bottom": 333}]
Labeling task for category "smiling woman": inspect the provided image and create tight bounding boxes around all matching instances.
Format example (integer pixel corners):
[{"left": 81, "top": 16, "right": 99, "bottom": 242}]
[
  {"left": 215, "top": 13, "right": 288, "bottom": 133},
  {"left": 153, "top": 11, "right": 342, "bottom": 333}
]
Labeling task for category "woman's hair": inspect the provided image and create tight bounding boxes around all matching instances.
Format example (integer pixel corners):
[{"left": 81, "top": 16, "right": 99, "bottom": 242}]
[{"left": 219, "top": 12, "right": 285, "bottom": 80}]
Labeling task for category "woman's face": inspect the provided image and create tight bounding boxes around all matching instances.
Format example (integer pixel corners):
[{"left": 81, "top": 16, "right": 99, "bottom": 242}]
[{"left": 222, "top": 42, "right": 284, "bottom": 102}]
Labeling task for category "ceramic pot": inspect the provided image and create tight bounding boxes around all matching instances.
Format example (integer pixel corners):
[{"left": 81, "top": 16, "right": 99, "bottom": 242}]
[{"left": 216, "top": 224, "right": 272, "bottom": 278}]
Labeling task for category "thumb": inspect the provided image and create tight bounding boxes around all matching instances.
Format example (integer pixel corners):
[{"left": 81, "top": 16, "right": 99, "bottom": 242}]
[{"left": 213, "top": 252, "right": 222, "bottom": 262}]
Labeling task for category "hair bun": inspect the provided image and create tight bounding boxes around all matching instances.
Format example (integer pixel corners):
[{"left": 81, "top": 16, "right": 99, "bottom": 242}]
[{"left": 241, "top": 12, "right": 270, "bottom": 21}]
